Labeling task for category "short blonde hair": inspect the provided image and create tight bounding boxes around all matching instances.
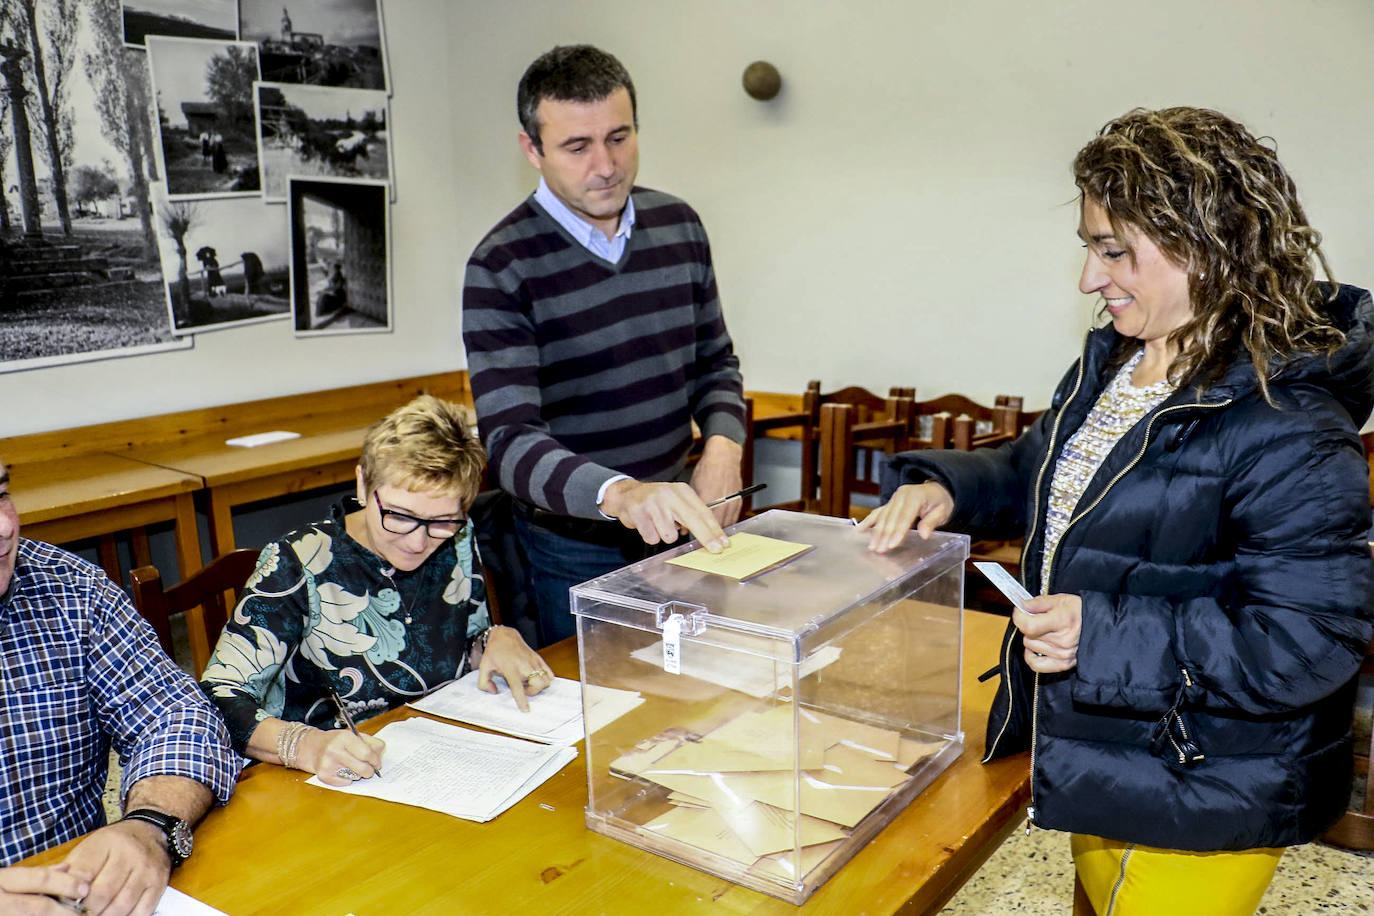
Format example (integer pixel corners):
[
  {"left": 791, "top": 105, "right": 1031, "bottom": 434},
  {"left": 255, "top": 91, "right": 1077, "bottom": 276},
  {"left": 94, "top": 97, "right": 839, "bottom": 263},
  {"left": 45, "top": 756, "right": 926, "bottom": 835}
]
[{"left": 358, "top": 395, "right": 485, "bottom": 502}]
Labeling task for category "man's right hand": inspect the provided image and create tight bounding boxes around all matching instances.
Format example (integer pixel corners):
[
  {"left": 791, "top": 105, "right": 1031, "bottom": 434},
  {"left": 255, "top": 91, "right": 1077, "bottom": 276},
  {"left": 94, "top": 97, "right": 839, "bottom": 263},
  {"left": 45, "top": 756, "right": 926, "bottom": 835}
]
[
  {"left": 599, "top": 479, "right": 729, "bottom": 552},
  {"left": 0, "top": 864, "right": 91, "bottom": 915}
]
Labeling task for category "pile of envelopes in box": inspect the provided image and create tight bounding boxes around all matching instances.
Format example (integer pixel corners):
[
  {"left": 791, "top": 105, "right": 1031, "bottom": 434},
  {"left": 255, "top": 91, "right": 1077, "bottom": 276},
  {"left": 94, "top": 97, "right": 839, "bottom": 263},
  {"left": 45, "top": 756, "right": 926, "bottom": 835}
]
[{"left": 610, "top": 703, "right": 944, "bottom": 880}]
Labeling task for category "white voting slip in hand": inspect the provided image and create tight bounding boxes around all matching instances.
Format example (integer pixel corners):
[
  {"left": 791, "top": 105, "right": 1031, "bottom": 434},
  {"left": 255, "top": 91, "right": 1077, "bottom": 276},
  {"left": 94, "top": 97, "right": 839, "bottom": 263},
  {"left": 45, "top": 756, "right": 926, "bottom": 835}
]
[{"left": 973, "top": 561, "right": 1034, "bottom": 611}]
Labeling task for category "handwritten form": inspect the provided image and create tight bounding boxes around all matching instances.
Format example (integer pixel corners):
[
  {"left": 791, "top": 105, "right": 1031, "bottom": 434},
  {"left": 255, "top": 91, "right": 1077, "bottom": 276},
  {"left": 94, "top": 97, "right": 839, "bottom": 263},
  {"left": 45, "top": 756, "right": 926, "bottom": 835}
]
[
  {"left": 665, "top": 533, "right": 813, "bottom": 580},
  {"left": 307, "top": 717, "right": 576, "bottom": 822}
]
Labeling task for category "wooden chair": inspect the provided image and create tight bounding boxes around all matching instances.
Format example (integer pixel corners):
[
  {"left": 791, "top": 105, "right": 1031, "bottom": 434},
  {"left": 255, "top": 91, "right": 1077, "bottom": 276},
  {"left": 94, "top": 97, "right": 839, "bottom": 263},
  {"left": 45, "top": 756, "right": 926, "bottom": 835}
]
[
  {"left": 756, "top": 381, "right": 915, "bottom": 515},
  {"left": 908, "top": 393, "right": 1025, "bottom": 452},
  {"left": 905, "top": 392, "right": 1027, "bottom": 610},
  {"left": 130, "top": 548, "right": 259, "bottom": 676},
  {"left": 814, "top": 400, "right": 915, "bottom": 520},
  {"left": 1322, "top": 632, "right": 1374, "bottom": 849},
  {"left": 1321, "top": 542, "right": 1374, "bottom": 850}
]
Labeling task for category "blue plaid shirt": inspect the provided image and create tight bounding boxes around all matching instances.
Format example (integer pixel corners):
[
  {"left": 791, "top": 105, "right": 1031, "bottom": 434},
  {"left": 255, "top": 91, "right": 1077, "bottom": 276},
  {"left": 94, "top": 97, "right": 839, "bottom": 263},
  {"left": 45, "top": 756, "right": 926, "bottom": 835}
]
[{"left": 0, "top": 540, "right": 240, "bottom": 865}]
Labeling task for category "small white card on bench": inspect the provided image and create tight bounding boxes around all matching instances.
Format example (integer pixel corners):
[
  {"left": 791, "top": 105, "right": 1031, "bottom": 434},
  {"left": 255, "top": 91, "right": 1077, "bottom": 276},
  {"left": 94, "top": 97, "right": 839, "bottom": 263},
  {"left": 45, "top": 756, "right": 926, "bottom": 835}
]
[{"left": 225, "top": 430, "right": 301, "bottom": 448}]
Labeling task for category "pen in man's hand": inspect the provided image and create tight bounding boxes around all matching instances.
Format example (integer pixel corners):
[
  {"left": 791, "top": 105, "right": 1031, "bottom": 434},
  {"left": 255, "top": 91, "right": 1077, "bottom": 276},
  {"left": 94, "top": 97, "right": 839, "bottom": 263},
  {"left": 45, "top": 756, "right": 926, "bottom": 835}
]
[
  {"left": 330, "top": 689, "right": 380, "bottom": 778},
  {"left": 705, "top": 482, "right": 766, "bottom": 509}
]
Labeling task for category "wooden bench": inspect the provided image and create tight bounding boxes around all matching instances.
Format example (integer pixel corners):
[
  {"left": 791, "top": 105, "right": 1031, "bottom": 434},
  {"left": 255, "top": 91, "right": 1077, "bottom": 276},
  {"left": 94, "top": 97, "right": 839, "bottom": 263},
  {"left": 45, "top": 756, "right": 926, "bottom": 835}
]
[{"left": 1, "top": 371, "right": 470, "bottom": 672}]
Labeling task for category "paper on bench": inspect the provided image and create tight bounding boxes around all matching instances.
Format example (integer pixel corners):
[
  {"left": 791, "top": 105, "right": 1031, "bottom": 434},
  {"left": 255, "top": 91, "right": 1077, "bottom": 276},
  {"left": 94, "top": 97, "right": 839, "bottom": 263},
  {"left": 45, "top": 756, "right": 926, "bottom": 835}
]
[{"left": 225, "top": 430, "right": 301, "bottom": 448}]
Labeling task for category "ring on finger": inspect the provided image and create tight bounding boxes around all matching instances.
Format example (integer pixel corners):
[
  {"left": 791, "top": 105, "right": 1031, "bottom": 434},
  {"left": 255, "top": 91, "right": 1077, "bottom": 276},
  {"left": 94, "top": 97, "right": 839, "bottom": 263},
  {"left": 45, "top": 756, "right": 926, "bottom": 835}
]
[
  {"left": 336, "top": 766, "right": 361, "bottom": 780},
  {"left": 523, "top": 669, "right": 547, "bottom": 684}
]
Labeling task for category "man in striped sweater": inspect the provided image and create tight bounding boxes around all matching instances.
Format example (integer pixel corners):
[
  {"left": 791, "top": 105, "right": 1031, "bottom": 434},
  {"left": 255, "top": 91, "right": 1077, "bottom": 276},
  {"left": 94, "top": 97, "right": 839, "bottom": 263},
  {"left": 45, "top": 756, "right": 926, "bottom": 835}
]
[{"left": 462, "top": 45, "right": 747, "bottom": 644}]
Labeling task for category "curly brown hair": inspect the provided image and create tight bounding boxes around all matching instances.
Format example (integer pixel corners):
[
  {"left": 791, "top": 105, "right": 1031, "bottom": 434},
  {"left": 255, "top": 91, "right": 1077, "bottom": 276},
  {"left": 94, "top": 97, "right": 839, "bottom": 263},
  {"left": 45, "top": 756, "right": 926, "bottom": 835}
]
[
  {"left": 1072, "top": 107, "right": 1344, "bottom": 400},
  {"left": 359, "top": 395, "right": 485, "bottom": 505}
]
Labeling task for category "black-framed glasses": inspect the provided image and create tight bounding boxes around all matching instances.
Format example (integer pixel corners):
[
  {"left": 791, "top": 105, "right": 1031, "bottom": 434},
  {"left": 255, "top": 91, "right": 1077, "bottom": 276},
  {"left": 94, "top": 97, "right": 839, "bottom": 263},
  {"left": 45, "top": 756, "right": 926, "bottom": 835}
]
[{"left": 373, "top": 492, "right": 465, "bottom": 538}]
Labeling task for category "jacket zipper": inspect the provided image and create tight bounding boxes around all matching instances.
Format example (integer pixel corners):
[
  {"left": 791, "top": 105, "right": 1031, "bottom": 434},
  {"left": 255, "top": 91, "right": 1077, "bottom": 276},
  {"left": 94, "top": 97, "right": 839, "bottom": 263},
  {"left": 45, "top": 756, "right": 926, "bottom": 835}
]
[
  {"left": 1025, "top": 396, "right": 1231, "bottom": 829},
  {"left": 984, "top": 334, "right": 1233, "bottom": 829},
  {"left": 982, "top": 341, "right": 1089, "bottom": 833}
]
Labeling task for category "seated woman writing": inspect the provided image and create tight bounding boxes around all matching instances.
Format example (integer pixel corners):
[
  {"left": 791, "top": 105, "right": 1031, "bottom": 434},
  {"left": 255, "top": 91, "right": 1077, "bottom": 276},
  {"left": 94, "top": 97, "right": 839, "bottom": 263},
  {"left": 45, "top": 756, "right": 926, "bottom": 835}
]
[{"left": 201, "top": 395, "right": 551, "bottom": 786}]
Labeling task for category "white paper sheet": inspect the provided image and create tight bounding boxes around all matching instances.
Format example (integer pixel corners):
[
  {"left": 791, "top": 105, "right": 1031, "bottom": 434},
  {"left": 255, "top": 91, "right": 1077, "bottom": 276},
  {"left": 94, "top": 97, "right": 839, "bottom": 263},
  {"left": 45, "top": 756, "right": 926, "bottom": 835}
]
[
  {"left": 224, "top": 430, "right": 300, "bottom": 447},
  {"left": 408, "top": 672, "right": 642, "bottom": 744},
  {"left": 156, "top": 887, "right": 229, "bottom": 916},
  {"left": 306, "top": 717, "right": 576, "bottom": 822}
]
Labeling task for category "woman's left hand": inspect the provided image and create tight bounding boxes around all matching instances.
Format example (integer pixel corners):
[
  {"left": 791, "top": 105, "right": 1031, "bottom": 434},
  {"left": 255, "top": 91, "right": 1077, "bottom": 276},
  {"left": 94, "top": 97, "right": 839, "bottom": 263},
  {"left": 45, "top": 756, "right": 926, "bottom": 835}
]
[
  {"left": 1013, "top": 593, "right": 1082, "bottom": 673},
  {"left": 477, "top": 626, "right": 554, "bottom": 712}
]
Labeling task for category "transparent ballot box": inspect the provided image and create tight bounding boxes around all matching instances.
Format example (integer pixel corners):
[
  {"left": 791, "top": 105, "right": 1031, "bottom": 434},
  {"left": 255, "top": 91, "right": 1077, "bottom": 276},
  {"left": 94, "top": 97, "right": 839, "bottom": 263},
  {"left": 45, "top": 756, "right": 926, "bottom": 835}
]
[{"left": 574, "top": 510, "right": 967, "bottom": 904}]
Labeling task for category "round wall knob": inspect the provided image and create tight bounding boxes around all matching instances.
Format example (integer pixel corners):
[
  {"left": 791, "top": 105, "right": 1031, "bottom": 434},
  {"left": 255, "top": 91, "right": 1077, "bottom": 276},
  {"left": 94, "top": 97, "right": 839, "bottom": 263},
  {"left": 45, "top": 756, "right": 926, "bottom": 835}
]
[{"left": 742, "top": 61, "right": 782, "bottom": 101}]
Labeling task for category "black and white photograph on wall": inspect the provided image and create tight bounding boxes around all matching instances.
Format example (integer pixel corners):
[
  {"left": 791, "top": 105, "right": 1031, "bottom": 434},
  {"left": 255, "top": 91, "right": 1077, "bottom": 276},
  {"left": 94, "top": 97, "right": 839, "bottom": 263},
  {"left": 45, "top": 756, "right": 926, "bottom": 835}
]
[
  {"left": 238, "top": 0, "right": 389, "bottom": 93},
  {"left": 121, "top": 0, "right": 237, "bottom": 48},
  {"left": 0, "top": 0, "right": 192, "bottom": 373},
  {"left": 149, "top": 182, "right": 290, "bottom": 334},
  {"left": 146, "top": 36, "right": 261, "bottom": 198},
  {"left": 255, "top": 82, "right": 390, "bottom": 202},
  {"left": 287, "top": 177, "right": 389, "bottom": 336}
]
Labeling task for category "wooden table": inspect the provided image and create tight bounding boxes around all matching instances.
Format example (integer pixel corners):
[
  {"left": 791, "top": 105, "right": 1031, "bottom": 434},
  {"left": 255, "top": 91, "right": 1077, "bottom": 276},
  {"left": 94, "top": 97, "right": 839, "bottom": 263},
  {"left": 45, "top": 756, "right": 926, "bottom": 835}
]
[
  {"left": 26, "top": 610, "right": 1027, "bottom": 915},
  {"left": 115, "top": 372, "right": 472, "bottom": 559},
  {"left": 8, "top": 453, "right": 205, "bottom": 582}
]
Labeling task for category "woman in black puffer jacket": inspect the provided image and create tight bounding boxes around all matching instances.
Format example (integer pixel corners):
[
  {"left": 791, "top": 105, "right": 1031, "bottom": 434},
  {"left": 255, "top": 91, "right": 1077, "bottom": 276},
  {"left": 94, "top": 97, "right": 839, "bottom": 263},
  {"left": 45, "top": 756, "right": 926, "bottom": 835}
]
[{"left": 862, "top": 107, "right": 1374, "bottom": 915}]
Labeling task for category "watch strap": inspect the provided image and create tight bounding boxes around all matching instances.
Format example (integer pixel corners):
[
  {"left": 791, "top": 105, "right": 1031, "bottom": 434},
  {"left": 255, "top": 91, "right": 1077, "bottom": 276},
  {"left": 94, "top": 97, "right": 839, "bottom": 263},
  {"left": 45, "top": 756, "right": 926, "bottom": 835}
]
[{"left": 122, "top": 808, "right": 192, "bottom": 867}]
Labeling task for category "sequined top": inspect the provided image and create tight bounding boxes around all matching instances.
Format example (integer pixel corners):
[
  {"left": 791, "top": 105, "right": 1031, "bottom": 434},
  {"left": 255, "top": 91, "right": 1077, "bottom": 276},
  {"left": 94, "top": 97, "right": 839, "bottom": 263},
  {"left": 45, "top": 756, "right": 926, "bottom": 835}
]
[{"left": 1040, "top": 349, "right": 1174, "bottom": 591}]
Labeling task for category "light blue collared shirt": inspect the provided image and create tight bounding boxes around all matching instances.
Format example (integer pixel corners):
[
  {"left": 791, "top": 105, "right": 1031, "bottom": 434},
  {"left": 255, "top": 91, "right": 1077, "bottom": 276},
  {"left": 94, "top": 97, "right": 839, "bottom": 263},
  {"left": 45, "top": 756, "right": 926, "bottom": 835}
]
[{"left": 534, "top": 177, "right": 635, "bottom": 263}]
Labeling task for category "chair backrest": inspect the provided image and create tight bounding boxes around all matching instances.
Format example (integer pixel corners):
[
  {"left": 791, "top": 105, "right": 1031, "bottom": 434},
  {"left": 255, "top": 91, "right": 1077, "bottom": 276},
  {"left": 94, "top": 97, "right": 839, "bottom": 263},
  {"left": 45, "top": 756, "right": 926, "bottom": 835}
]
[
  {"left": 789, "top": 383, "right": 913, "bottom": 512},
  {"left": 130, "top": 548, "right": 260, "bottom": 676},
  {"left": 815, "top": 402, "right": 913, "bottom": 519},
  {"left": 908, "top": 393, "right": 1025, "bottom": 451}
]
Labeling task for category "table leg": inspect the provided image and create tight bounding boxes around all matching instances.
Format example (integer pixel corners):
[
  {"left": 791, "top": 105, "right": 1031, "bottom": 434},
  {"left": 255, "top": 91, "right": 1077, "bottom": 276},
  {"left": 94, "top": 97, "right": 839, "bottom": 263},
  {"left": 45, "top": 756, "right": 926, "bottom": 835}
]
[
  {"left": 98, "top": 534, "right": 121, "bottom": 585},
  {"left": 208, "top": 489, "right": 237, "bottom": 556},
  {"left": 132, "top": 527, "right": 153, "bottom": 569},
  {"left": 173, "top": 492, "right": 213, "bottom": 675}
]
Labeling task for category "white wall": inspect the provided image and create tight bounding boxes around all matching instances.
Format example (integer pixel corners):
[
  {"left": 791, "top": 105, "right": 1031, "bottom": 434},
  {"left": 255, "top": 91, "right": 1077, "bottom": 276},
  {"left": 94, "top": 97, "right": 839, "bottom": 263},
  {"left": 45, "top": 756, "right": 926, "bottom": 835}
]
[
  {"left": 442, "top": 0, "right": 1374, "bottom": 410},
  {"left": 6, "top": 0, "right": 1373, "bottom": 436}
]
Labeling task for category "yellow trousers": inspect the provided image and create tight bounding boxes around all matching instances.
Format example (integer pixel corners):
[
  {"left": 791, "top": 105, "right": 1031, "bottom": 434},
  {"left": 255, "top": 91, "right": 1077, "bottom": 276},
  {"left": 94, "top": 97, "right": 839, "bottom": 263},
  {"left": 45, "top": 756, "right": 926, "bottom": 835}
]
[{"left": 1071, "top": 834, "right": 1283, "bottom": 916}]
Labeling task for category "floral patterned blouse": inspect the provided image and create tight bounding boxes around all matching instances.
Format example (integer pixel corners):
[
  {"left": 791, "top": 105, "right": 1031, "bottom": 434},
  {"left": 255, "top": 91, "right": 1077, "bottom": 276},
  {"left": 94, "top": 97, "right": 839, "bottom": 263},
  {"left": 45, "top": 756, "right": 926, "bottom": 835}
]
[{"left": 199, "top": 500, "right": 490, "bottom": 754}]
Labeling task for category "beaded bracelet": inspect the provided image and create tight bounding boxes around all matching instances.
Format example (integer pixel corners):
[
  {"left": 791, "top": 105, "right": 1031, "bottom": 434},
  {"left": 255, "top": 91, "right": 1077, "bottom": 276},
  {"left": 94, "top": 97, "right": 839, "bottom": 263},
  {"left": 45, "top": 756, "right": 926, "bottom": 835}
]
[{"left": 276, "top": 721, "right": 310, "bottom": 770}]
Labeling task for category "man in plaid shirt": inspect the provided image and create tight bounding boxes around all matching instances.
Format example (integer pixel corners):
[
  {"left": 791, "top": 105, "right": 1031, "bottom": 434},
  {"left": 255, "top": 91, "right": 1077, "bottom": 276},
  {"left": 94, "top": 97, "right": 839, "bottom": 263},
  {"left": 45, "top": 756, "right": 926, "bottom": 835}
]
[{"left": 0, "top": 461, "right": 240, "bottom": 914}]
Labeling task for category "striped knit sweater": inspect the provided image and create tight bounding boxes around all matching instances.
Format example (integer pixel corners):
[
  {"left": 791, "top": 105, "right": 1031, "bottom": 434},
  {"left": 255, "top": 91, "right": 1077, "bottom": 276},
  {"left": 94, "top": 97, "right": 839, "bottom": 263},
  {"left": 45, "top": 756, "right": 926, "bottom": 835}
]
[{"left": 462, "top": 187, "right": 745, "bottom": 520}]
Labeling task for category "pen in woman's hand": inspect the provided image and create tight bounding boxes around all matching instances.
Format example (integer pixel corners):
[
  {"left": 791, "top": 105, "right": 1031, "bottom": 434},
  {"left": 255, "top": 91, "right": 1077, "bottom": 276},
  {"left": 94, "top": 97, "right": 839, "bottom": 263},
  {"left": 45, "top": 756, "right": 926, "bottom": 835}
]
[{"left": 330, "top": 689, "right": 381, "bottom": 778}]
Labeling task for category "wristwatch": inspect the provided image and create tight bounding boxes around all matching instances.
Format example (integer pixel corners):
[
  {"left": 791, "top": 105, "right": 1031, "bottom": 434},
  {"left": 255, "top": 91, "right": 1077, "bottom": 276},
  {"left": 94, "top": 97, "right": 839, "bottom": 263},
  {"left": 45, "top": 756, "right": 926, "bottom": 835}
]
[{"left": 121, "top": 809, "right": 193, "bottom": 867}]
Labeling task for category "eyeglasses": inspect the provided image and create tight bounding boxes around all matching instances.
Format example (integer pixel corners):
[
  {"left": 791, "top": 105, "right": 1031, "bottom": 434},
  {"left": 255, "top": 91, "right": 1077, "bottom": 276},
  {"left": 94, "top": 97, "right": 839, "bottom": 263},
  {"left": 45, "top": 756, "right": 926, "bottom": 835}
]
[{"left": 373, "top": 492, "right": 465, "bottom": 539}]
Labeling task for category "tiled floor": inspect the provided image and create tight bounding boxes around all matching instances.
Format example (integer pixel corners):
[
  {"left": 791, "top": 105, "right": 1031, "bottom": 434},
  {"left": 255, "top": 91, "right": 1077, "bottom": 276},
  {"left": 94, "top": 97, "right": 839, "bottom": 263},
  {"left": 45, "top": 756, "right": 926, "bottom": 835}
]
[{"left": 939, "top": 819, "right": 1374, "bottom": 914}]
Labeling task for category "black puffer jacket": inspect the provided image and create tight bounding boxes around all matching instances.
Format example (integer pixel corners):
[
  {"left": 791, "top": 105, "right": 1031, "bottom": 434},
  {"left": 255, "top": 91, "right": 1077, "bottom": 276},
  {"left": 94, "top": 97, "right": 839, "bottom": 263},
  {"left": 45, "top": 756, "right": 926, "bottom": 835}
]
[{"left": 884, "top": 284, "right": 1374, "bottom": 850}]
